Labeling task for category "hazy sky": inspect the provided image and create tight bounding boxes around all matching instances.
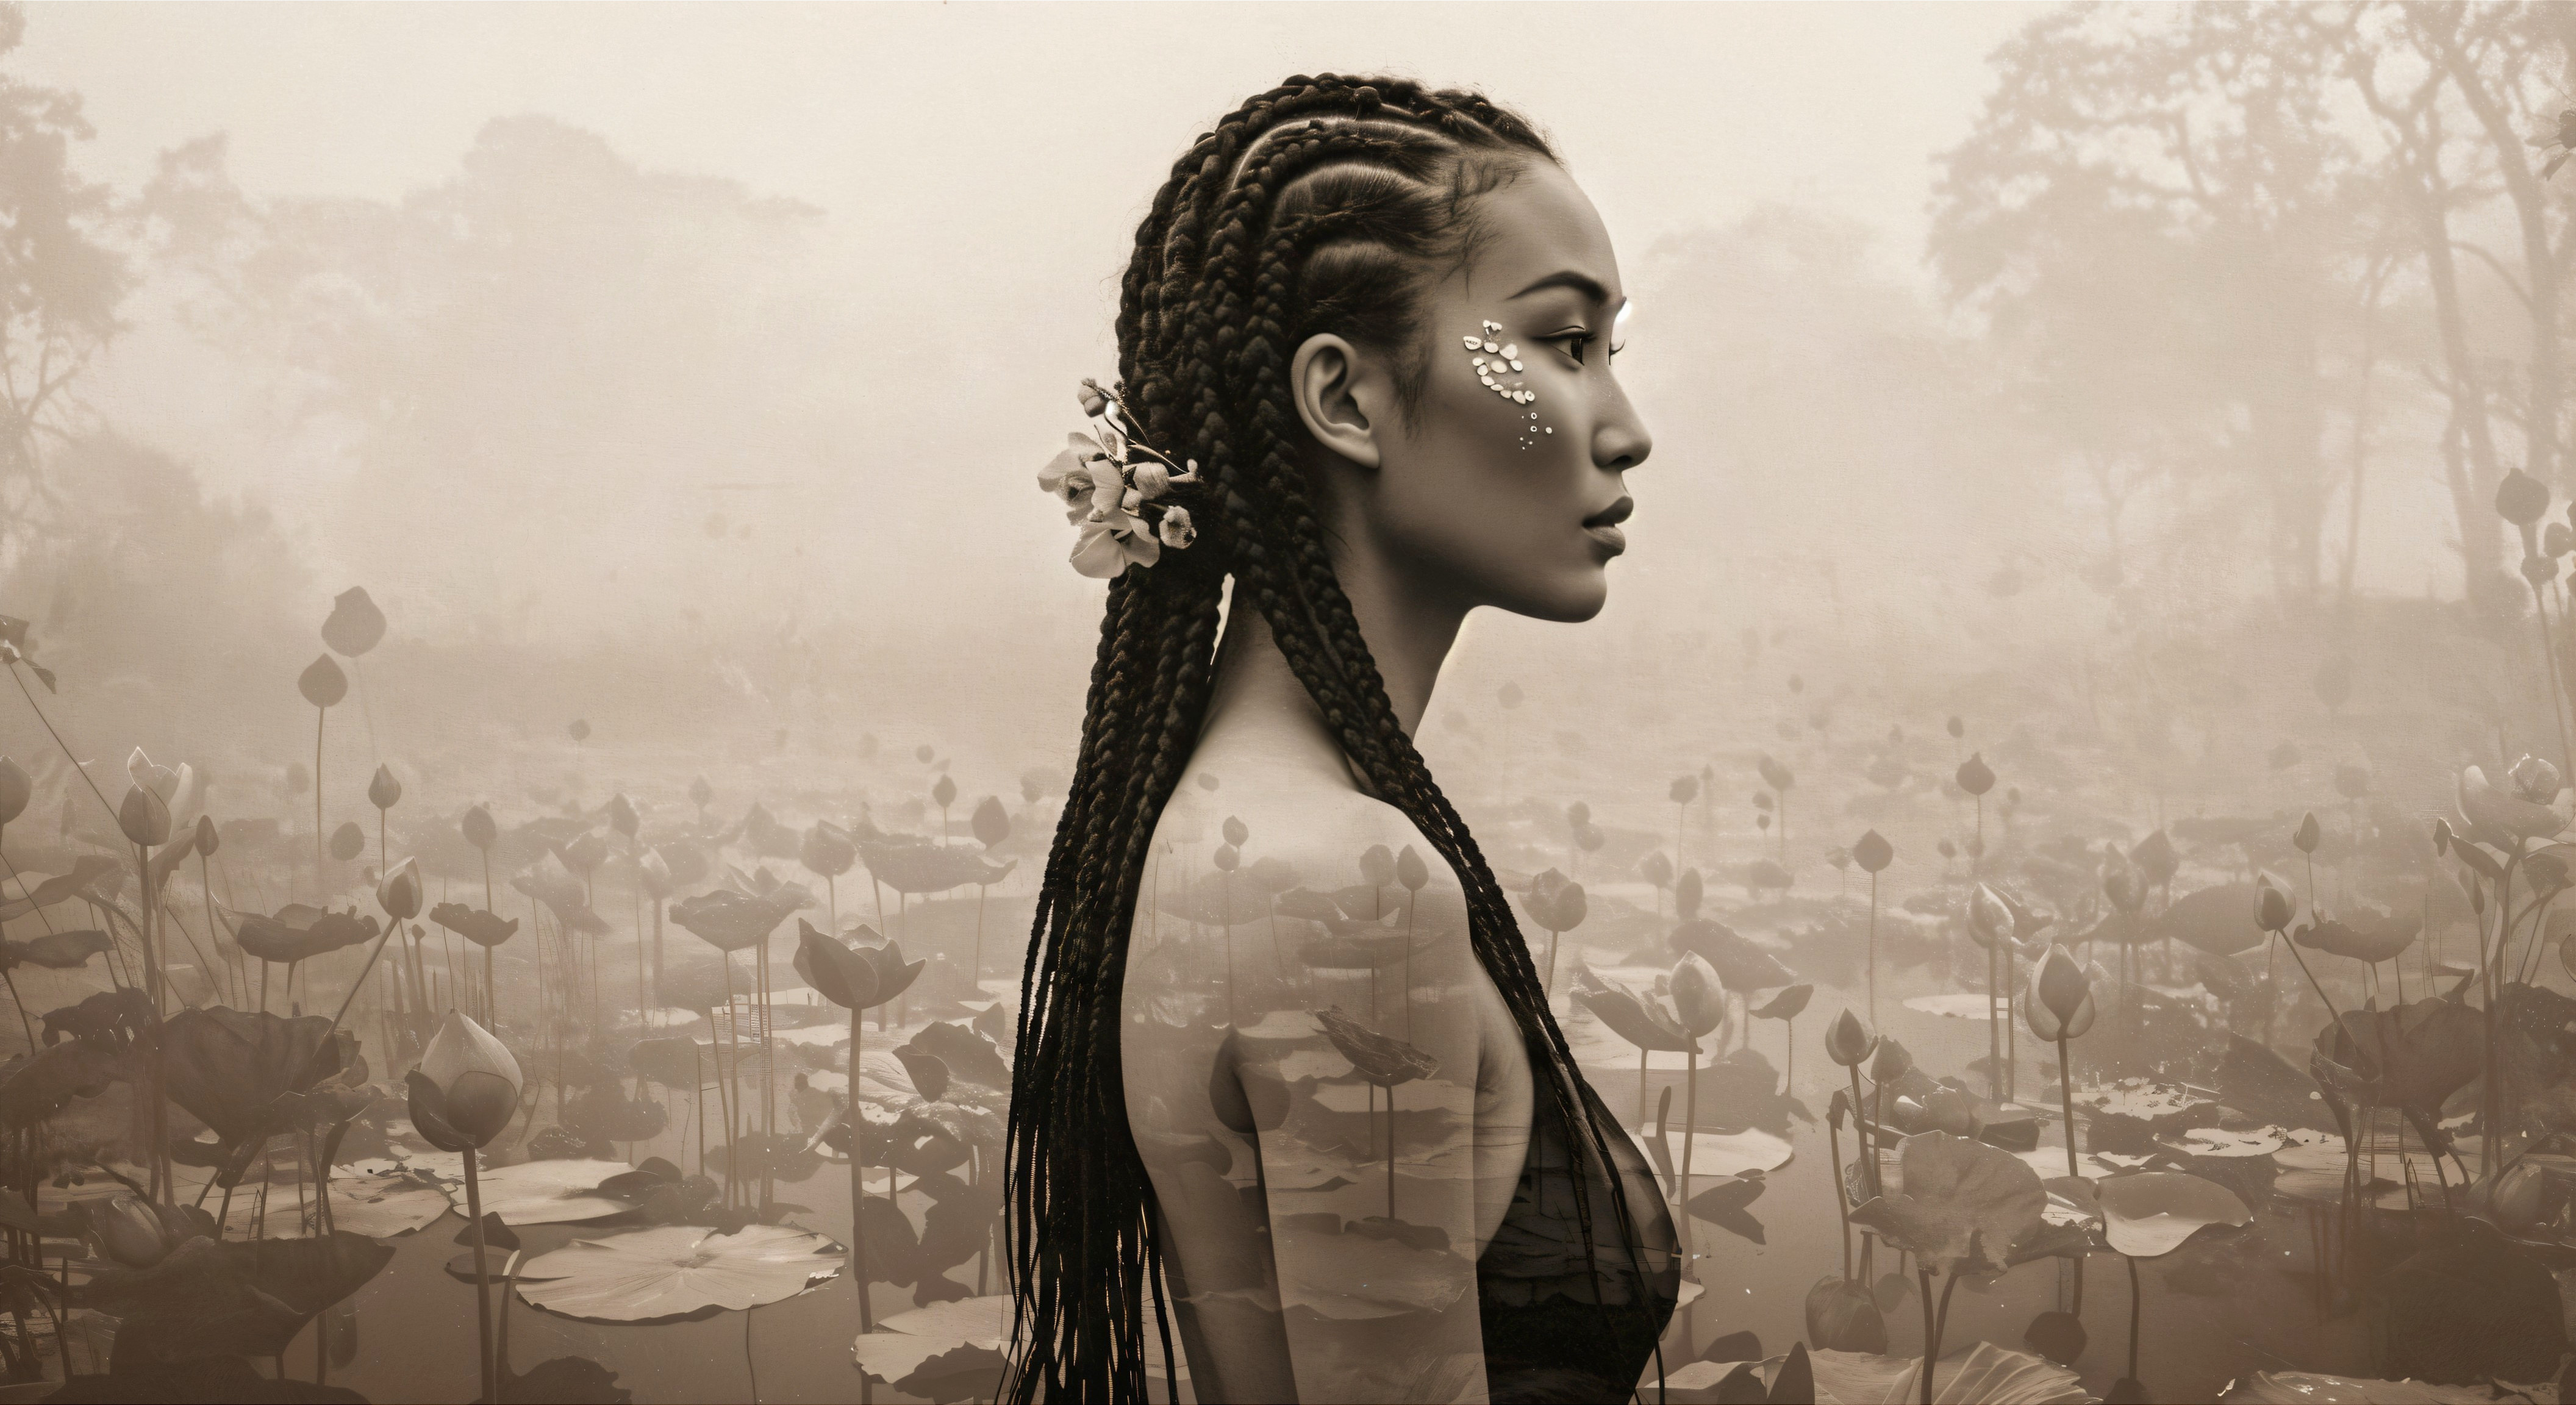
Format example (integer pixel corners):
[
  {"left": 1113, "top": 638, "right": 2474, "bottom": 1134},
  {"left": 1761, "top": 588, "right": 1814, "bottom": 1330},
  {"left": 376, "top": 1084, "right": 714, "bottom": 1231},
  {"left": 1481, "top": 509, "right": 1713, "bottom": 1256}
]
[{"left": 20, "top": 2, "right": 2030, "bottom": 290}]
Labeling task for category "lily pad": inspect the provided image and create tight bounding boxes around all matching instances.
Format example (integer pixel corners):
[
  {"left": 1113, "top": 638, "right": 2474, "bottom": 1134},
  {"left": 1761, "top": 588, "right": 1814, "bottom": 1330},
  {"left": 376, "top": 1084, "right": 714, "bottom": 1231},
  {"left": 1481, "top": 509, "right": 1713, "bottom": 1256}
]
[
  {"left": 2094, "top": 1171, "right": 2250, "bottom": 1257},
  {"left": 292, "top": 1175, "right": 451, "bottom": 1240},
  {"left": 1847, "top": 1132, "right": 2045, "bottom": 1275},
  {"left": 2159, "top": 1126, "right": 2286, "bottom": 1159},
  {"left": 1808, "top": 1342, "right": 2091, "bottom": 1404},
  {"left": 473, "top": 1158, "right": 639, "bottom": 1225},
  {"left": 1675, "top": 1129, "right": 1795, "bottom": 1178},
  {"left": 516, "top": 1223, "right": 843, "bottom": 1321},
  {"left": 2218, "top": 1372, "right": 2532, "bottom": 1402},
  {"left": 1903, "top": 993, "right": 2005, "bottom": 1020}
]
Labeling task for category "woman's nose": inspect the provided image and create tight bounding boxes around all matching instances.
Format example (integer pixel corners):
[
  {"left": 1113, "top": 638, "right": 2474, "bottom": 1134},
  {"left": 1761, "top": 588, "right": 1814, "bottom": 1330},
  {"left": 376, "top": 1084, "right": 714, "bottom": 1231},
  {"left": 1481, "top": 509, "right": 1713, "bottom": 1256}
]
[{"left": 1592, "top": 381, "right": 1651, "bottom": 471}]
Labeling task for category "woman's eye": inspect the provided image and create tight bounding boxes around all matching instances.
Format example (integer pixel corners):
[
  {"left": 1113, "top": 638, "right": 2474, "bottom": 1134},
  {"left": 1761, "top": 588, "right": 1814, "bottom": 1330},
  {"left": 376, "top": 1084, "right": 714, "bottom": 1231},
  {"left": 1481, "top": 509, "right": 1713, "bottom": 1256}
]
[{"left": 1551, "top": 333, "right": 1594, "bottom": 365}]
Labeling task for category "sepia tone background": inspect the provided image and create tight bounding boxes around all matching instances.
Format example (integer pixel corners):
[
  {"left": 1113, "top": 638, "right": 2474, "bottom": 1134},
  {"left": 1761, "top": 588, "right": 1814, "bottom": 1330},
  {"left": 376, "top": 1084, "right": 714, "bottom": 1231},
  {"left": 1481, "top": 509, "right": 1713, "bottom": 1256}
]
[{"left": 6, "top": 3, "right": 2576, "bottom": 1401}]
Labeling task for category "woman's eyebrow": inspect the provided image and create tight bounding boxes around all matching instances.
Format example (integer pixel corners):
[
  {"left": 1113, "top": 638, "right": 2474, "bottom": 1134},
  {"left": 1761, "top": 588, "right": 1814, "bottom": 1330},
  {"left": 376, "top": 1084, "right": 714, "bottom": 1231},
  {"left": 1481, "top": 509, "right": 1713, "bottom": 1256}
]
[{"left": 1508, "top": 270, "right": 1612, "bottom": 304}]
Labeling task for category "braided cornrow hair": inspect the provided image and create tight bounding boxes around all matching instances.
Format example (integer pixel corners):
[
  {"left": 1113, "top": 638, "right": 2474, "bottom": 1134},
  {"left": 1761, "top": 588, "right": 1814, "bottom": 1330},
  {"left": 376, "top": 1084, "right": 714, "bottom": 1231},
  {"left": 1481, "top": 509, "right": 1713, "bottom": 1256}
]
[{"left": 1006, "top": 74, "right": 1666, "bottom": 1403}]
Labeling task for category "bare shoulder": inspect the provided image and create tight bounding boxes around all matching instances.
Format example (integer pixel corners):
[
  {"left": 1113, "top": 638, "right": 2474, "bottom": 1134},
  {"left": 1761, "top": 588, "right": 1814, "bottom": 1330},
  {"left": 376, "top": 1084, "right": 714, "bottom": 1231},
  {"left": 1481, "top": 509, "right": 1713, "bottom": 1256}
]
[{"left": 1150, "top": 744, "right": 1440, "bottom": 890}]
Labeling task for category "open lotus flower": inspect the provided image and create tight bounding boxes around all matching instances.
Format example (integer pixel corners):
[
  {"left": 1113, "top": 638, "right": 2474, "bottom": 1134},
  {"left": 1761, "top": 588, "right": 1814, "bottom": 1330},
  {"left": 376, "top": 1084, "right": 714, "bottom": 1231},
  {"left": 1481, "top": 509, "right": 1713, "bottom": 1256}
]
[
  {"left": 2458, "top": 764, "right": 2566, "bottom": 849},
  {"left": 377, "top": 856, "right": 421, "bottom": 922},
  {"left": 793, "top": 921, "right": 923, "bottom": 1011},
  {"left": 2025, "top": 945, "right": 2096, "bottom": 1041},
  {"left": 408, "top": 1011, "right": 524, "bottom": 1152},
  {"left": 429, "top": 901, "right": 520, "bottom": 949}
]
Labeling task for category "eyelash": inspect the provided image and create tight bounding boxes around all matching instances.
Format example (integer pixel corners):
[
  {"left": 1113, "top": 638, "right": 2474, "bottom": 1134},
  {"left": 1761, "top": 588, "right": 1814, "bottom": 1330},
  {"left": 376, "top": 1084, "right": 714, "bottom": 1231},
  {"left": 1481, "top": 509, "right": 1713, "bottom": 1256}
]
[{"left": 1551, "top": 332, "right": 1622, "bottom": 366}]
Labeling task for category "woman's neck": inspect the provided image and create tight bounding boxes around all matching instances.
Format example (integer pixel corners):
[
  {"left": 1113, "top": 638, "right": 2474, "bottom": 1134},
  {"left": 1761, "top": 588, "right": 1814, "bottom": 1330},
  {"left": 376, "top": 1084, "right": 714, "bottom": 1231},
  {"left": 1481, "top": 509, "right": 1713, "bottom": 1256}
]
[{"left": 1195, "top": 561, "right": 1468, "bottom": 795}]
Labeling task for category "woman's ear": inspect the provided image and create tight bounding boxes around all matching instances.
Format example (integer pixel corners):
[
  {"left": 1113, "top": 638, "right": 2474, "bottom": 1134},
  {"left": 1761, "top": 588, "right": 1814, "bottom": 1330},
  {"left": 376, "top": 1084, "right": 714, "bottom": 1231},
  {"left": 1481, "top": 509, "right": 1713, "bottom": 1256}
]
[{"left": 1290, "top": 332, "right": 1385, "bottom": 470}]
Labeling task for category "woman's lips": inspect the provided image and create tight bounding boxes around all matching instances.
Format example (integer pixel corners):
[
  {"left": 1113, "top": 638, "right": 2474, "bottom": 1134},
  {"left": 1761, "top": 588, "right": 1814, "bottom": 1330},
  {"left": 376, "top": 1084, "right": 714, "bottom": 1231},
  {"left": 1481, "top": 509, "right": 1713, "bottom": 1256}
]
[{"left": 1583, "top": 495, "right": 1633, "bottom": 554}]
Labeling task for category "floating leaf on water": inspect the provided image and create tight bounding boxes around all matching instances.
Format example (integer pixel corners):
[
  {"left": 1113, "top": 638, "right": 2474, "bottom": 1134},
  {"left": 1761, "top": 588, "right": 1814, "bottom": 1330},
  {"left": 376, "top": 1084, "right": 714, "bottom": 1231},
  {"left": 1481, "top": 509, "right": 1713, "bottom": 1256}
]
[
  {"left": 515, "top": 1223, "right": 842, "bottom": 1322},
  {"left": 472, "top": 1159, "right": 639, "bottom": 1225},
  {"left": 2093, "top": 1171, "right": 2250, "bottom": 1257},
  {"left": 2217, "top": 1371, "right": 2526, "bottom": 1403},
  {"left": 1673, "top": 1129, "right": 1794, "bottom": 1178},
  {"left": 2374, "top": 1220, "right": 2566, "bottom": 1384},
  {"left": 1684, "top": 1174, "right": 1766, "bottom": 1243},
  {"left": 1803, "top": 1275, "right": 1887, "bottom": 1354},
  {"left": 85, "top": 1231, "right": 393, "bottom": 1365},
  {"left": 1847, "top": 1131, "right": 2045, "bottom": 1275}
]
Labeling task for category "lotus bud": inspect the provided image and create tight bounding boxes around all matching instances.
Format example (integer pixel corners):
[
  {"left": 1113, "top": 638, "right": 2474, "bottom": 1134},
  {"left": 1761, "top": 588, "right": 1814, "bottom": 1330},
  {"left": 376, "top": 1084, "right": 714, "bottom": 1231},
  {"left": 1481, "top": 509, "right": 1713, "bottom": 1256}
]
[
  {"left": 2033, "top": 943, "right": 2092, "bottom": 1029},
  {"left": 1641, "top": 851, "right": 1674, "bottom": 889},
  {"left": 367, "top": 764, "right": 401, "bottom": 812},
  {"left": 2290, "top": 811, "right": 2319, "bottom": 855},
  {"left": 2511, "top": 753, "right": 2563, "bottom": 805},
  {"left": 973, "top": 796, "right": 1012, "bottom": 849},
  {"left": 462, "top": 804, "right": 498, "bottom": 851},
  {"left": 297, "top": 653, "right": 348, "bottom": 710},
  {"left": 1552, "top": 882, "right": 1588, "bottom": 932},
  {"left": 1956, "top": 752, "right": 1995, "bottom": 797},
  {"left": 608, "top": 793, "right": 639, "bottom": 838},
  {"left": 2485, "top": 1160, "right": 2547, "bottom": 1234},
  {"left": 90, "top": 1193, "right": 181, "bottom": 1268},
  {"left": 1670, "top": 775, "right": 1700, "bottom": 804},
  {"left": 1966, "top": 882, "right": 2012, "bottom": 950},
  {"left": 1825, "top": 1008, "right": 1877, "bottom": 1067},
  {"left": 1077, "top": 377, "right": 1109, "bottom": 417},
  {"left": 1395, "top": 845, "right": 1430, "bottom": 892},
  {"left": 1670, "top": 952, "right": 1726, "bottom": 1039},
  {"left": 408, "top": 1011, "right": 524, "bottom": 1151},
  {"left": 1221, "top": 815, "right": 1249, "bottom": 848},
  {"left": 194, "top": 813, "right": 219, "bottom": 856},
  {"left": 1214, "top": 843, "right": 1239, "bottom": 872},
  {"left": 0, "top": 757, "right": 26, "bottom": 827},
  {"left": 932, "top": 774, "right": 957, "bottom": 809},
  {"left": 1852, "top": 829, "right": 1893, "bottom": 874},
  {"left": 2499, "top": 467, "right": 2551, "bottom": 527},
  {"left": 1675, "top": 867, "right": 1704, "bottom": 918},
  {"left": 377, "top": 856, "right": 422, "bottom": 922},
  {"left": 2549, "top": 521, "right": 2573, "bottom": 559},
  {"left": 2433, "top": 817, "right": 2453, "bottom": 855},
  {"left": 2525, "top": 552, "right": 2560, "bottom": 589},
  {"left": 640, "top": 846, "right": 674, "bottom": 900},
  {"left": 118, "top": 782, "right": 171, "bottom": 848},
  {"left": 2255, "top": 877, "right": 2295, "bottom": 934},
  {"left": 1870, "top": 1036, "right": 1912, "bottom": 1084}
]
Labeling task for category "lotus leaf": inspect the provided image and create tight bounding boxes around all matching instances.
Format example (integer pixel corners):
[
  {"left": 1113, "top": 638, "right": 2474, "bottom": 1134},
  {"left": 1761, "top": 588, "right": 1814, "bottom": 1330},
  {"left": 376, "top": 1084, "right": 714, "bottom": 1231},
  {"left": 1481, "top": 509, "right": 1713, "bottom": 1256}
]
[
  {"left": 2092, "top": 1171, "right": 2249, "bottom": 1257},
  {"left": 0, "top": 927, "right": 109, "bottom": 971},
  {"left": 861, "top": 841, "right": 1014, "bottom": 895},
  {"left": 84, "top": 1231, "right": 393, "bottom": 1366},
  {"left": 1807, "top": 1342, "right": 2090, "bottom": 1404},
  {"left": 473, "top": 1158, "right": 639, "bottom": 1224},
  {"left": 0, "top": 855, "right": 117, "bottom": 923},
  {"left": 2309, "top": 997, "right": 2482, "bottom": 1121},
  {"left": 669, "top": 888, "right": 800, "bottom": 951},
  {"left": 1314, "top": 1006, "right": 1437, "bottom": 1087},
  {"left": 2217, "top": 1372, "right": 2526, "bottom": 1403},
  {"left": 2150, "top": 884, "right": 2266, "bottom": 957},
  {"left": 1668, "top": 919, "right": 1796, "bottom": 991},
  {"left": 1846, "top": 1131, "right": 2044, "bottom": 1275},
  {"left": 160, "top": 1007, "right": 344, "bottom": 1153},
  {"left": 516, "top": 1223, "right": 842, "bottom": 1321},
  {"left": 1803, "top": 1275, "right": 1887, "bottom": 1353}
]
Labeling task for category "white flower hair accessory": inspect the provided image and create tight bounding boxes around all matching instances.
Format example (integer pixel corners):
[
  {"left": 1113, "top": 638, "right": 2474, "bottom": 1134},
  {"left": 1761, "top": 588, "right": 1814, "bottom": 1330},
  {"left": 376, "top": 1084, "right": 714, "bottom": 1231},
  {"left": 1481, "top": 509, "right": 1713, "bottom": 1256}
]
[{"left": 1039, "top": 378, "right": 1201, "bottom": 579}]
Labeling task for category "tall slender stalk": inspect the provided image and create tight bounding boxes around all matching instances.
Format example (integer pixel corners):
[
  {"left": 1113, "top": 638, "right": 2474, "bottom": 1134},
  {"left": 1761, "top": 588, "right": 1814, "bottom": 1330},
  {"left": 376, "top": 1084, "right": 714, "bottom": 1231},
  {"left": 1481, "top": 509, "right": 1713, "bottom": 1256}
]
[
  {"left": 464, "top": 1148, "right": 495, "bottom": 1404},
  {"left": 849, "top": 1001, "right": 871, "bottom": 1334}
]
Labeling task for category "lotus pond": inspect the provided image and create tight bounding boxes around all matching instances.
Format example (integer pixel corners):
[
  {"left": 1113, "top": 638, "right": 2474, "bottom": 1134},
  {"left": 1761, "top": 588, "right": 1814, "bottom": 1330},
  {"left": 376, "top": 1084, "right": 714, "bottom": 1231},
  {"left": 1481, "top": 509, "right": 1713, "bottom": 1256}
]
[{"left": 0, "top": 581, "right": 2569, "bottom": 1405}]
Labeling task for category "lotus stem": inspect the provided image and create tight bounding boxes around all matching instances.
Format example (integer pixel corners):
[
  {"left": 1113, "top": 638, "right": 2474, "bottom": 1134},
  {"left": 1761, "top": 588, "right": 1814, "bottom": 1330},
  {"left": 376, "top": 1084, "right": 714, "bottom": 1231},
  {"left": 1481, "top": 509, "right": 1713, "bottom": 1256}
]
[
  {"left": 1681, "top": 1044, "right": 1700, "bottom": 1203},
  {"left": 1868, "top": 871, "right": 1880, "bottom": 1027},
  {"left": 1826, "top": 1109, "right": 1853, "bottom": 1281},
  {"left": 850, "top": 1002, "right": 871, "bottom": 1334},
  {"left": 2125, "top": 1252, "right": 2142, "bottom": 1386},
  {"left": 313, "top": 705, "right": 326, "bottom": 901},
  {"left": 1918, "top": 1267, "right": 1937, "bottom": 1405},
  {"left": 464, "top": 1147, "right": 495, "bottom": 1404},
  {"left": 1848, "top": 1065, "right": 1877, "bottom": 1199}
]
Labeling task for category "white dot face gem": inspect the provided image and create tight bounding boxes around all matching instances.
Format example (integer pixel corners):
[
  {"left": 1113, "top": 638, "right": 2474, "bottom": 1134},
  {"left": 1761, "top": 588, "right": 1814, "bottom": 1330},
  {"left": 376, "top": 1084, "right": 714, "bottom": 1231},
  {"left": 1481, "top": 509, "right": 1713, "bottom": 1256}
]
[
  {"left": 1509, "top": 359, "right": 1523, "bottom": 371},
  {"left": 1483, "top": 341, "right": 1498, "bottom": 353},
  {"left": 1501, "top": 343, "right": 1518, "bottom": 359},
  {"left": 1462, "top": 335, "right": 1481, "bottom": 349}
]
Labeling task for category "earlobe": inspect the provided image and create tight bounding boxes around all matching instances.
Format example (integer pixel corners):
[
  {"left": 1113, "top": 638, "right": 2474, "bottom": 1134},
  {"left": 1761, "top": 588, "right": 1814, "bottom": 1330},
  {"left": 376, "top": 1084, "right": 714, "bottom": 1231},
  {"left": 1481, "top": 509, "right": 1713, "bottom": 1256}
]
[{"left": 1291, "top": 333, "right": 1382, "bottom": 470}]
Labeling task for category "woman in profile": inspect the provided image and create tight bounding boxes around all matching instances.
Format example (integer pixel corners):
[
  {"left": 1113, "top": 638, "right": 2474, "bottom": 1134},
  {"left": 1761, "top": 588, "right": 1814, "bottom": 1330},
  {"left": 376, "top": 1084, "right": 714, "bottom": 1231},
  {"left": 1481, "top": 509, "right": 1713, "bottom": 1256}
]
[{"left": 1006, "top": 75, "right": 1675, "bottom": 1404}]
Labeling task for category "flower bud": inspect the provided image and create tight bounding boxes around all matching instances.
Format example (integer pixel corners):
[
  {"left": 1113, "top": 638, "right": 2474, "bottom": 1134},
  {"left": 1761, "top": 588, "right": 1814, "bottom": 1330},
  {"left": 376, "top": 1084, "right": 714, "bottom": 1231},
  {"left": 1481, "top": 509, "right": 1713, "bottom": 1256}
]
[
  {"left": 90, "top": 1193, "right": 178, "bottom": 1268},
  {"left": 298, "top": 653, "right": 348, "bottom": 710},
  {"left": 368, "top": 763, "right": 402, "bottom": 811},
  {"left": 1158, "top": 506, "right": 1197, "bottom": 549},
  {"left": 1077, "top": 378, "right": 1109, "bottom": 417},
  {"left": 1396, "top": 844, "right": 1430, "bottom": 892},
  {"left": 462, "top": 804, "right": 498, "bottom": 851},
  {"left": 377, "top": 856, "right": 421, "bottom": 921},
  {"left": 1825, "top": 1008, "right": 1877, "bottom": 1067},
  {"left": 2255, "top": 878, "right": 2295, "bottom": 934},
  {"left": 794, "top": 919, "right": 878, "bottom": 1010},
  {"left": 1851, "top": 829, "right": 1893, "bottom": 874},
  {"left": 640, "top": 846, "right": 674, "bottom": 899},
  {"left": 1132, "top": 461, "right": 1171, "bottom": 498},
  {"left": 0, "top": 757, "right": 26, "bottom": 828},
  {"left": 2511, "top": 753, "right": 2563, "bottom": 805},
  {"left": 194, "top": 813, "right": 219, "bottom": 856},
  {"left": 1966, "top": 882, "right": 2012, "bottom": 950},
  {"left": 1214, "top": 843, "right": 1239, "bottom": 872},
  {"left": 1956, "top": 752, "right": 1995, "bottom": 797},
  {"left": 410, "top": 1010, "right": 524, "bottom": 1151},
  {"left": 118, "top": 782, "right": 172, "bottom": 848},
  {"left": 2034, "top": 943, "right": 2091, "bottom": 1026},
  {"left": 2499, "top": 467, "right": 2551, "bottom": 527},
  {"left": 1670, "top": 952, "right": 1726, "bottom": 1039}
]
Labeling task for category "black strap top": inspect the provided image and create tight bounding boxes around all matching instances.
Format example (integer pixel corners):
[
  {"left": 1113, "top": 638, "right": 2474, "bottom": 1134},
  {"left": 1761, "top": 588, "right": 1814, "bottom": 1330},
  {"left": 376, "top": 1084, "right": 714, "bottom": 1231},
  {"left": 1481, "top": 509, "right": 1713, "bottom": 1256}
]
[{"left": 1475, "top": 1074, "right": 1681, "bottom": 1404}]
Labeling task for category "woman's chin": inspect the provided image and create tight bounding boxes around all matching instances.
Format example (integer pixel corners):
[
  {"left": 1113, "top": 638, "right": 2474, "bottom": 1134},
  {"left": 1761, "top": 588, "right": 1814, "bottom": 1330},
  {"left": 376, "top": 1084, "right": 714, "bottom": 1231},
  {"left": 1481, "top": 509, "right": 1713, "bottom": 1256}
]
[{"left": 1497, "top": 570, "right": 1611, "bottom": 624}]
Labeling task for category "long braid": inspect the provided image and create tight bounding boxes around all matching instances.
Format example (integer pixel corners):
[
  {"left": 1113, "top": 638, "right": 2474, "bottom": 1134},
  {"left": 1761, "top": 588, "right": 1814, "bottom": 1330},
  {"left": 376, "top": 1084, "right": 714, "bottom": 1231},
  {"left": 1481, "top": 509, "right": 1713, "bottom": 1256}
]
[{"left": 1007, "top": 74, "right": 1667, "bottom": 1405}]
